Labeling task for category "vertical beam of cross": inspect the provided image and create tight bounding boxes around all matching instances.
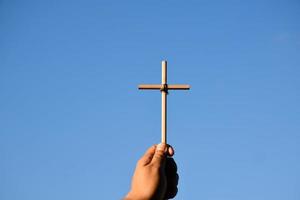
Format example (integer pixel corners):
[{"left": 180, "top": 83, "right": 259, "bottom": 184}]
[
  {"left": 138, "top": 60, "right": 190, "bottom": 144},
  {"left": 161, "top": 61, "right": 167, "bottom": 143}
]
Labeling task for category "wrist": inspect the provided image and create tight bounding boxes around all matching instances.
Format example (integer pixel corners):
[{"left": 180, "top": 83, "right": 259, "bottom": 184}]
[
  {"left": 123, "top": 191, "right": 150, "bottom": 200},
  {"left": 123, "top": 191, "right": 136, "bottom": 200}
]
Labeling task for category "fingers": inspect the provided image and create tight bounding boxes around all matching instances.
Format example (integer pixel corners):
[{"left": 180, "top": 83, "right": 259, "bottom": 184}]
[
  {"left": 167, "top": 145, "right": 175, "bottom": 157},
  {"left": 165, "top": 157, "right": 177, "bottom": 175},
  {"left": 140, "top": 143, "right": 175, "bottom": 167},
  {"left": 165, "top": 157, "right": 179, "bottom": 199},
  {"left": 165, "top": 186, "right": 178, "bottom": 199}
]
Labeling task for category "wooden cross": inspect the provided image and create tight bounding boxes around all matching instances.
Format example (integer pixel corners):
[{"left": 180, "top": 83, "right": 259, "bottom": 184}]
[{"left": 138, "top": 60, "right": 190, "bottom": 144}]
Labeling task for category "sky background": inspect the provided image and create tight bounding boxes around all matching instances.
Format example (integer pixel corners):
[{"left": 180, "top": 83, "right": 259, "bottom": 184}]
[{"left": 1, "top": 0, "right": 300, "bottom": 199}]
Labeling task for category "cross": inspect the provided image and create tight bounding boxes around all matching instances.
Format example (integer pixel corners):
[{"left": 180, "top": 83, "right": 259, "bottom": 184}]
[{"left": 138, "top": 60, "right": 190, "bottom": 144}]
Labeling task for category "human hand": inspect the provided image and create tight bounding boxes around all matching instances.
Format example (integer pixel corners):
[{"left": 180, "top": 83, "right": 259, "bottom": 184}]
[{"left": 124, "top": 143, "right": 179, "bottom": 200}]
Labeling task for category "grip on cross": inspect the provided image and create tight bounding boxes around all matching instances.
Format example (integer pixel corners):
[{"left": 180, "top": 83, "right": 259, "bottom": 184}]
[{"left": 138, "top": 60, "right": 190, "bottom": 144}]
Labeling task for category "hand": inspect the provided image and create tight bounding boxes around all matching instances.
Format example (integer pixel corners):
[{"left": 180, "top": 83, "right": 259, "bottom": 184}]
[{"left": 124, "top": 143, "right": 179, "bottom": 200}]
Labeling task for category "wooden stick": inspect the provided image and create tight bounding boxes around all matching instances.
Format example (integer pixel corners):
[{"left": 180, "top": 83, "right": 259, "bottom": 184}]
[
  {"left": 161, "top": 60, "right": 167, "bottom": 144},
  {"left": 138, "top": 60, "right": 190, "bottom": 145},
  {"left": 138, "top": 84, "right": 161, "bottom": 89},
  {"left": 138, "top": 84, "right": 190, "bottom": 90},
  {"left": 167, "top": 84, "right": 191, "bottom": 90}
]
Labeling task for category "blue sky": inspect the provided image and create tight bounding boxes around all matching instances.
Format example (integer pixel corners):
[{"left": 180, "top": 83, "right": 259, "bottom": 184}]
[{"left": 1, "top": 0, "right": 300, "bottom": 199}]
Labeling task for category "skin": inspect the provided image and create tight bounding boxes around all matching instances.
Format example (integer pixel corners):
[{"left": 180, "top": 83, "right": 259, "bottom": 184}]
[{"left": 124, "top": 143, "right": 179, "bottom": 200}]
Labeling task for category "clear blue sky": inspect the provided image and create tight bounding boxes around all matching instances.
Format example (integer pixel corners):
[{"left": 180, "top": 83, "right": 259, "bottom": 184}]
[{"left": 1, "top": 0, "right": 300, "bottom": 199}]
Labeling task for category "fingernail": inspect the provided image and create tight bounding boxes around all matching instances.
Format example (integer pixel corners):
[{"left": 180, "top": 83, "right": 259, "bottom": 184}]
[{"left": 156, "top": 143, "right": 166, "bottom": 152}]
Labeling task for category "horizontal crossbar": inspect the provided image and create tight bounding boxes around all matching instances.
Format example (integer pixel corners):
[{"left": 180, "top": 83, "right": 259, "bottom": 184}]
[{"left": 138, "top": 84, "right": 190, "bottom": 90}]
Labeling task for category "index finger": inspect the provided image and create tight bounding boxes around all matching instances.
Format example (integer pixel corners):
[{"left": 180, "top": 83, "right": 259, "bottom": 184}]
[{"left": 167, "top": 144, "right": 175, "bottom": 157}]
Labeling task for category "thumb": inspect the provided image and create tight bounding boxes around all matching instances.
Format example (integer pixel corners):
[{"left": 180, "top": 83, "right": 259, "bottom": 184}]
[
  {"left": 151, "top": 143, "right": 167, "bottom": 167},
  {"left": 138, "top": 145, "right": 156, "bottom": 166}
]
